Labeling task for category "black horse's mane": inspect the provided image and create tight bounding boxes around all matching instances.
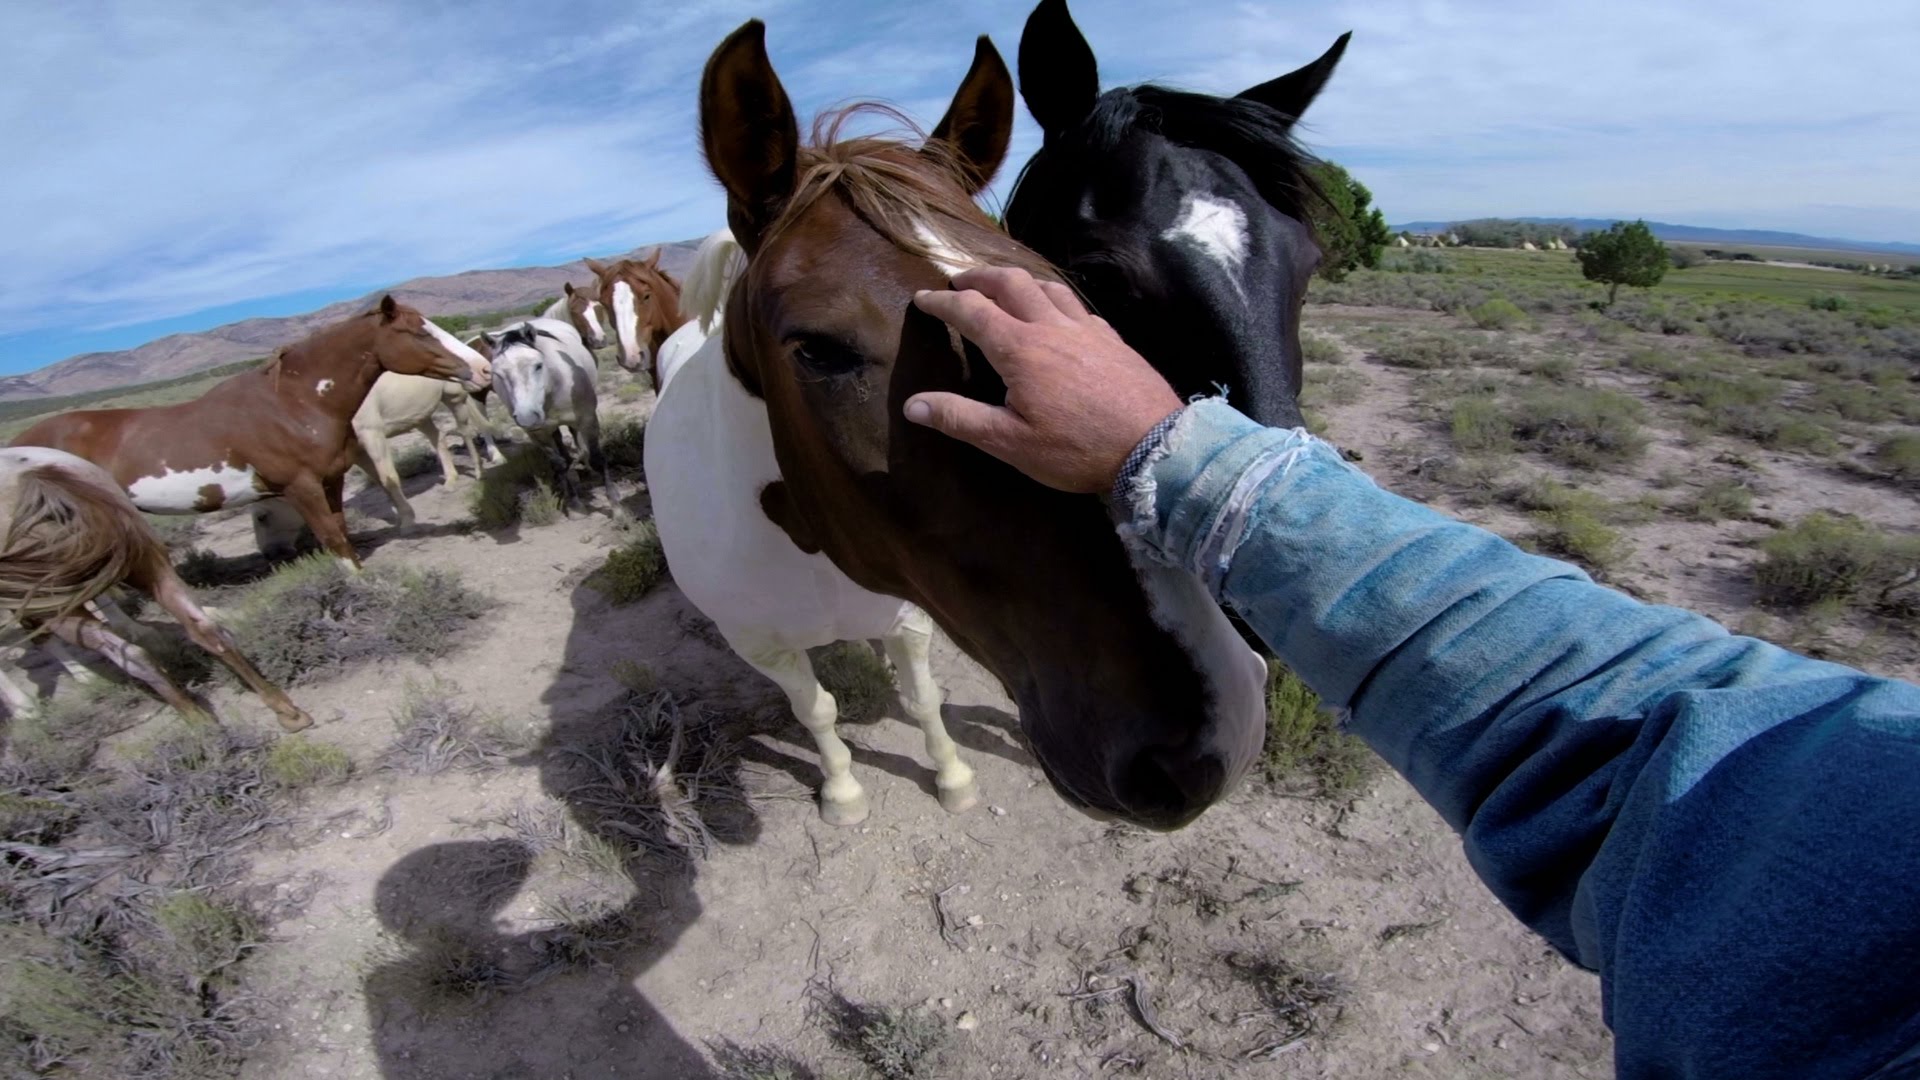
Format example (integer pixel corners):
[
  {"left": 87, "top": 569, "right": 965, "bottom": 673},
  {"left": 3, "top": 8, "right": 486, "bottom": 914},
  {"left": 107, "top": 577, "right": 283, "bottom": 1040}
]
[{"left": 1018, "top": 85, "right": 1326, "bottom": 226}]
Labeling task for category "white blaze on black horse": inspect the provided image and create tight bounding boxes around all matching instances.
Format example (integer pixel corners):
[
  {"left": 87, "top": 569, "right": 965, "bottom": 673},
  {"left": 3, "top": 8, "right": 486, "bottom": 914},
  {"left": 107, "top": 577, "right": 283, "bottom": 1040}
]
[
  {"left": 698, "top": 20, "right": 1267, "bottom": 829},
  {"left": 1006, "top": 0, "right": 1350, "bottom": 429}
]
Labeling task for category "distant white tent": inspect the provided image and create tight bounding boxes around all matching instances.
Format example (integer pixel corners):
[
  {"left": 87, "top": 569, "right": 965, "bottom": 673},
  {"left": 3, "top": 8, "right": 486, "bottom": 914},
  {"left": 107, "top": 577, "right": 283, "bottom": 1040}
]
[{"left": 1521, "top": 240, "right": 1538, "bottom": 251}]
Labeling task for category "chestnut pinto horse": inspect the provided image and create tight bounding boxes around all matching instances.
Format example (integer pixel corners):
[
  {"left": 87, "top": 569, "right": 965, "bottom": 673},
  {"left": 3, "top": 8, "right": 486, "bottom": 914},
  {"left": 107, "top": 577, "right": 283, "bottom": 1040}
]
[
  {"left": 696, "top": 22, "right": 1266, "bottom": 829},
  {"left": 584, "top": 251, "right": 687, "bottom": 387},
  {"left": 11, "top": 297, "right": 491, "bottom": 569},
  {"left": 0, "top": 446, "right": 311, "bottom": 731}
]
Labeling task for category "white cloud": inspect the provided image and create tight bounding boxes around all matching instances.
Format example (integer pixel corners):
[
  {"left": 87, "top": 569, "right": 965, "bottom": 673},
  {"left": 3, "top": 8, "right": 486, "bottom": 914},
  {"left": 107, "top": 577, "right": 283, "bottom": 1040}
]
[{"left": 2, "top": 0, "right": 1915, "bottom": 367}]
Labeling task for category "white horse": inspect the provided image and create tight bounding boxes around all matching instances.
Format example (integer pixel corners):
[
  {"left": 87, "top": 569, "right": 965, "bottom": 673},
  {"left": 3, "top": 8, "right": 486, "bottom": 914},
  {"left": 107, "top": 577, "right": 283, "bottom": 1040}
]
[
  {"left": 645, "top": 228, "right": 976, "bottom": 826},
  {"left": 542, "top": 282, "right": 610, "bottom": 350},
  {"left": 483, "top": 317, "right": 611, "bottom": 505},
  {"left": 348, "top": 373, "right": 504, "bottom": 526}
]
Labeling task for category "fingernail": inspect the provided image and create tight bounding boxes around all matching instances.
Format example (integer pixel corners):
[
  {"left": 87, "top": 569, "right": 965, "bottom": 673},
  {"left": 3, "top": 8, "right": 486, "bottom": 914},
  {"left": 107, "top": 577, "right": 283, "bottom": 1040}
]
[{"left": 904, "top": 399, "right": 932, "bottom": 424}]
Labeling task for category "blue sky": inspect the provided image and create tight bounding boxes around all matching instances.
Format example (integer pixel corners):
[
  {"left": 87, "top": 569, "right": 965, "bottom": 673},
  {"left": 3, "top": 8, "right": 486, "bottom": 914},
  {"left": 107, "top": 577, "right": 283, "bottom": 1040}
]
[{"left": 4, "top": 0, "right": 1916, "bottom": 376}]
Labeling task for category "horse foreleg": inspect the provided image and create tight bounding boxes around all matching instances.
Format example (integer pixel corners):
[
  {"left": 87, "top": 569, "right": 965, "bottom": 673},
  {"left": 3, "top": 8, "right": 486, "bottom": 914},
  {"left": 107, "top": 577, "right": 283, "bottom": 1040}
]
[
  {"left": 453, "top": 397, "right": 505, "bottom": 473},
  {"left": 545, "top": 430, "right": 583, "bottom": 510},
  {"left": 42, "top": 636, "right": 103, "bottom": 687},
  {"left": 735, "top": 639, "right": 868, "bottom": 826},
  {"left": 355, "top": 428, "right": 415, "bottom": 528},
  {"left": 576, "top": 411, "right": 617, "bottom": 513},
  {"left": 0, "top": 649, "right": 38, "bottom": 719},
  {"left": 416, "top": 417, "right": 458, "bottom": 489},
  {"left": 282, "top": 475, "right": 359, "bottom": 572},
  {"left": 44, "top": 613, "right": 210, "bottom": 725},
  {"left": 883, "top": 608, "right": 977, "bottom": 814},
  {"left": 145, "top": 570, "right": 312, "bottom": 732}
]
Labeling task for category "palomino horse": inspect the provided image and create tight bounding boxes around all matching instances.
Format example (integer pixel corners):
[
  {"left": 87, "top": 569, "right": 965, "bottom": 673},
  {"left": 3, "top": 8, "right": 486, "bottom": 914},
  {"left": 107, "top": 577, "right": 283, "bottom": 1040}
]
[
  {"left": 480, "top": 319, "right": 611, "bottom": 507},
  {"left": 691, "top": 23, "right": 1266, "bottom": 829},
  {"left": 11, "top": 296, "right": 491, "bottom": 570},
  {"left": 349, "top": 372, "right": 504, "bottom": 527},
  {"left": 0, "top": 446, "right": 311, "bottom": 731},
  {"left": 584, "top": 251, "right": 687, "bottom": 386},
  {"left": 1007, "top": 0, "right": 1347, "bottom": 428},
  {"left": 543, "top": 282, "right": 610, "bottom": 350}
]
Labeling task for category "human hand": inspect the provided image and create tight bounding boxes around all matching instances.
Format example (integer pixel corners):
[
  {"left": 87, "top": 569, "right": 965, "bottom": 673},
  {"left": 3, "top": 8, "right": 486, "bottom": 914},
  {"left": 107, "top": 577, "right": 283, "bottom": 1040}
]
[{"left": 906, "top": 267, "right": 1182, "bottom": 494}]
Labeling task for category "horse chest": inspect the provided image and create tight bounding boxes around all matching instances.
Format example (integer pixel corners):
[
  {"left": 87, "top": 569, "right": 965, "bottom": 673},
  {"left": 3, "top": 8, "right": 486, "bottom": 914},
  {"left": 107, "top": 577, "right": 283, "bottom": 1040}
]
[{"left": 127, "top": 462, "right": 267, "bottom": 514}]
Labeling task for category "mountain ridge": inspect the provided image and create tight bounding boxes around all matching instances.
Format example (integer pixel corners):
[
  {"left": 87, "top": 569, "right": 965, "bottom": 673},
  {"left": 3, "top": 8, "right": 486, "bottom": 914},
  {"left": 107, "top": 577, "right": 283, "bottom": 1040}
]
[{"left": 1390, "top": 218, "right": 1920, "bottom": 256}]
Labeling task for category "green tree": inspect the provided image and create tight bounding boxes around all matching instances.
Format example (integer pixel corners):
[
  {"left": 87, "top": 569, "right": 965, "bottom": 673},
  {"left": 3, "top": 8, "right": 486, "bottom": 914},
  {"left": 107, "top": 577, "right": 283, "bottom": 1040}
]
[
  {"left": 1575, "top": 220, "right": 1669, "bottom": 306},
  {"left": 1309, "top": 162, "right": 1392, "bottom": 282}
]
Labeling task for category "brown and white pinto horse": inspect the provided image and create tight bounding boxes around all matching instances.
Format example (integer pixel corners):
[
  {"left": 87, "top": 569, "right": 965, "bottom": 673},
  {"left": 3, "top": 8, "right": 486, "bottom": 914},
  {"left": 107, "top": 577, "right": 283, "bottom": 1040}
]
[
  {"left": 695, "top": 22, "right": 1267, "bottom": 829},
  {"left": 1, "top": 446, "right": 311, "bottom": 731},
  {"left": 543, "top": 282, "right": 610, "bottom": 349},
  {"left": 584, "top": 251, "right": 687, "bottom": 386},
  {"left": 10, "top": 296, "right": 491, "bottom": 569}
]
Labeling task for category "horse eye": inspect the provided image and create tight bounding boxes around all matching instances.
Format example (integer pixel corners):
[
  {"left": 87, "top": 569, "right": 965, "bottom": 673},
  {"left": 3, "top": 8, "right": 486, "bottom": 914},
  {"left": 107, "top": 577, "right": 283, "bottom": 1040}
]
[{"left": 790, "top": 335, "right": 865, "bottom": 377}]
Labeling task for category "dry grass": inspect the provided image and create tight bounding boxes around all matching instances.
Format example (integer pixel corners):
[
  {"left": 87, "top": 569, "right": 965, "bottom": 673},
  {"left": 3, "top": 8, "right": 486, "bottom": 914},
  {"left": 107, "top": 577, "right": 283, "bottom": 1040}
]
[
  {"left": 229, "top": 554, "right": 492, "bottom": 685},
  {"left": 1449, "top": 397, "right": 1512, "bottom": 453},
  {"left": 708, "top": 1039, "right": 823, "bottom": 1080},
  {"left": 814, "top": 990, "right": 947, "bottom": 1080},
  {"left": 1299, "top": 332, "right": 1344, "bottom": 366},
  {"left": 1873, "top": 434, "right": 1920, "bottom": 486},
  {"left": 1505, "top": 386, "right": 1649, "bottom": 468},
  {"left": 1754, "top": 513, "right": 1920, "bottom": 614},
  {"left": 1373, "top": 331, "right": 1470, "bottom": 370},
  {"left": 1675, "top": 478, "right": 1754, "bottom": 522},
  {"left": 380, "top": 681, "right": 521, "bottom": 775},
  {"left": 262, "top": 736, "right": 352, "bottom": 789},
  {"left": 1222, "top": 951, "right": 1345, "bottom": 1058}
]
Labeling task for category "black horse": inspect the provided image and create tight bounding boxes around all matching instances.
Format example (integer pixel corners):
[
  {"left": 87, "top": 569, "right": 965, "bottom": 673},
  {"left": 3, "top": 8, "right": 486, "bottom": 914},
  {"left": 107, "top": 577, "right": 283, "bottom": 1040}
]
[{"left": 1005, "top": 0, "right": 1350, "bottom": 431}]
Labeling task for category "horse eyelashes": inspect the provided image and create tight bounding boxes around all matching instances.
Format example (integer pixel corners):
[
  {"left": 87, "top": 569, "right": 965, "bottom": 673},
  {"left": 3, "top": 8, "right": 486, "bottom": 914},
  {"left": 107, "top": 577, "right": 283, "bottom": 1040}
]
[{"left": 791, "top": 335, "right": 866, "bottom": 377}]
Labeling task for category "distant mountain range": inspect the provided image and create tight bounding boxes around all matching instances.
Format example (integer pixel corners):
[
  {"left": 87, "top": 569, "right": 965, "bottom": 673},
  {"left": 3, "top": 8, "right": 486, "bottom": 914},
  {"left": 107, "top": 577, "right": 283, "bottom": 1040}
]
[
  {"left": 1391, "top": 218, "right": 1920, "bottom": 257},
  {"left": 0, "top": 240, "right": 701, "bottom": 404}
]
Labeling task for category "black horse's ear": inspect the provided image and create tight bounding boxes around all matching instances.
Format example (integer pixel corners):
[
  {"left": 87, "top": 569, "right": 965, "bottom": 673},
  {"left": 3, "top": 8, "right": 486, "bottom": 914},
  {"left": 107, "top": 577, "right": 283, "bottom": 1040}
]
[
  {"left": 378, "top": 294, "right": 399, "bottom": 321},
  {"left": 1018, "top": 0, "right": 1099, "bottom": 140},
  {"left": 930, "top": 37, "right": 1015, "bottom": 195},
  {"left": 563, "top": 282, "right": 576, "bottom": 297},
  {"left": 700, "top": 20, "right": 799, "bottom": 255},
  {"left": 1236, "top": 32, "right": 1351, "bottom": 122}
]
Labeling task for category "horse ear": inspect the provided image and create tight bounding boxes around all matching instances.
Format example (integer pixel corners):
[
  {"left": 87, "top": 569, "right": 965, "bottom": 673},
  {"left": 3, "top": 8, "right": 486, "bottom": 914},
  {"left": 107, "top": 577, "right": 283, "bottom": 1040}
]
[
  {"left": 1018, "top": 0, "right": 1099, "bottom": 140},
  {"left": 701, "top": 20, "right": 798, "bottom": 255},
  {"left": 928, "top": 37, "right": 1015, "bottom": 195},
  {"left": 584, "top": 257, "right": 608, "bottom": 277},
  {"left": 378, "top": 294, "right": 399, "bottom": 321},
  {"left": 645, "top": 248, "right": 661, "bottom": 268},
  {"left": 1235, "top": 32, "right": 1351, "bottom": 122},
  {"left": 564, "top": 282, "right": 576, "bottom": 297}
]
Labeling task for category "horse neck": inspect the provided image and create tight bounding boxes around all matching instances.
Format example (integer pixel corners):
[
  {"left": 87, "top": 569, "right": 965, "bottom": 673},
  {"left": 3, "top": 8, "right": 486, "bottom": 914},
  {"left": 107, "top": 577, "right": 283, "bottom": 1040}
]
[
  {"left": 271, "top": 318, "right": 387, "bottom": 420},
  {"left": 648, "top": 277, "right": 687, "bottom": 349}
]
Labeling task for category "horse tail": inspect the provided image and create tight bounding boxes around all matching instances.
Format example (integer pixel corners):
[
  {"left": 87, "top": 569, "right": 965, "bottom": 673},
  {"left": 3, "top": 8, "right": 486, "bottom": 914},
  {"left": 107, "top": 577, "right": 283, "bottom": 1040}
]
[
  {"left": 1, "top": 462, "right": 164, "bottom": 626},
  {"left": 683, "top": 228, "right": 745, "bottom": 334}
]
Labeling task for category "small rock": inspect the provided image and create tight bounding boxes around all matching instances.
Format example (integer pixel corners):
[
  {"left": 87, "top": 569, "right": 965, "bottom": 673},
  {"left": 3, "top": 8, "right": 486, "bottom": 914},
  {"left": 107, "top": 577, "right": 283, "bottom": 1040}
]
[
  {"left": 964, "top": 914, "right": 984, "bottom": 927},
  {"left": 1422, "top": 1041, "right": 1441, "bottom": 1053},
  {"left": 956, "top": 1012, "right": 980, "bottom": 1031},
  {"left": 616, "top": 1023, "right": 631, "bottom": 1034},
  {"left": 988, "top": 805, "right": 1007, "bottom": 816},
  {"left": 940, "top": 997, "right": 954, "bottom": 1009}
]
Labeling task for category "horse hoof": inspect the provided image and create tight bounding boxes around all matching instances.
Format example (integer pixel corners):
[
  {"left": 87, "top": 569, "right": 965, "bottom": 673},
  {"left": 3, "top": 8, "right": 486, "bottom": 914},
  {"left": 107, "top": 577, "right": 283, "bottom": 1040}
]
[
  {"left": 277, "top": 710, "right": 315, "bottom": 733},
  {"left": 820, "top": 792, "right": 870, "bottom": 827},
  {"left": 937, "top": 779, "right": 979, "bottom": 815}
]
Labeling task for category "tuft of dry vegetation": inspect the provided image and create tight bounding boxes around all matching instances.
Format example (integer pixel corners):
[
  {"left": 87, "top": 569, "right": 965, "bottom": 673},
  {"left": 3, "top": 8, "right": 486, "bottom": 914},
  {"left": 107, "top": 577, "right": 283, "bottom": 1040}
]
[
  {"left": 1675, "top": 478, "right": 1755, "bottom": 522},
  {"left": 1299, "top": 332, "right": 1344, "bottom": 366},
  {"left": 380, "top": 681, "right": 522, "bottom": 775},
  {"left": 1505, "top": 386, "right": 1649, "bottom": 468},
  {"left": 1466, "top": 297, "right": 1529, "bottom": 330},
  {"left": 1223, "top": 952, "right": 1346, "bottom": 1058},
  {"left": 1261, "top": 666, "right": 1372, "bottom": 799},
  {"left": 814, "top": 990, "right": 948, "bottom": 1080},
  {"left": 229, "top": 555, "right": 492, "bottom": 685},
  {"left": 1449, "top": 396, "right": 1513, "bottom": 453},
  {"left": 708, "top": 1040, "right": 822, "bottom": 1080},
  {"left": 469, "top": 446, "right": 564, "bottom": 529},
  {"left": 599, "top": 415, "right": 647, "bottom": 473},
  {"left": 263, "top": 736, "right": 352, "bottom": 789},
  {"left": 1873, "top": 434, "right": 1920, "bottom": 486},
  {"left": 1373, "top": 331, "right": 1470, "bottom": 370}
]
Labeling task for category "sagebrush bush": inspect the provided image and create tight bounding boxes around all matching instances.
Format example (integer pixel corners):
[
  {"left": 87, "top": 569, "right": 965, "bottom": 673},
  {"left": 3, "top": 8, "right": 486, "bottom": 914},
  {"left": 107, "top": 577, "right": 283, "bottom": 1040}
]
[
  {"left": 1875, "top": 434, "right": 1920, "bottom": 484},
  {"left": 231, "top": 555, "right": 492, "bottom": 684},
  {"left": 1300, "top": 332, "right": 1344, "bottom": 366},
  {"left": 1529, "top": 508, "right": 1629, "bottom": 572},
  {"left": 470, "top": 446, "right": 562, "bottom": 529},
  {"left": 1754, "top": 513, "right": 1920, "bottom": 610},
  {"left": 588, "top": 521, "right": 667, "bottom": 605},
  {"left": 1450, "top": 397, "right": 1512, "bottom": 452},
  {"left": 263, "top": 736, "right": 352, "bottom": 788},
  {"left": 813, "top": 642, "right": 894, "bottom": 724},
  {"left": 1262, "top": 666, "right": 1372, "bottom": 798},
  {"left": 1466, "top": 297, "right": 1529, "bottom": 330},
  {"left": 1375, "top": 332, "right": 1470, "bottom": 370},
  {"left": 1677, "top": 479, "right": 1754, "bottom": 522},
  {"left": 600, "top": 415, "right": 646, "bottom": 472},
  {"left": 1506, "top": 387, "right": 1649, "bottom": 467}
]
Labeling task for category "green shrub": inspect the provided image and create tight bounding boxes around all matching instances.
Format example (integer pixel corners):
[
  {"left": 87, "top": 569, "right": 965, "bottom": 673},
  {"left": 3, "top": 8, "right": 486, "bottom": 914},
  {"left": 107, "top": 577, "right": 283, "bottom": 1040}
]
[
  {"left": 813, "top": 642, "right": 894, "bottom": 724},
  {"left": 1524, "top": 355, "right": 1578, "bottom": 382},
  {"left": 1506, "top": 387, "right": 1649, "bottom": 467},
  {"left": 1300, "top": 332, "right": 1344, "bottom": 366},
  {"left": 588, "top": 521, "right": 667, "bottom": 605},
  {"left": 1875, "top": 434, "right": 1920, "bottom": 484},
  {"left": 1807, "top": 294, "right": 1849, "bottom": 312},
  {"left": 1376, "top": 332, "right": 1470, "bottom": 370},
  {"left": 1450, "top": 397, "right": 1513, "bottom": 452},
  {"left": 600, "top": 415, "right": 646, "bottom": 472},
  {"left": 1261, "top": 666, "right": 1372, "bottom": 798},
  {"left": 1754, "top": 513, "right": 1920, "bottom": 609},
  {"left": 1529, "top": 508, "right": 1628, "bottom": 572},
  {"left": 470, "top": 446, "right": 562, "bottom": 529},
  {"left": 1622, "top": 349, "right": 1687, "bottom": 378},
  {"left": 152, "top": 892, "right": 259, "bottom": 985},
  {"left": 1466, "top": 297, "right": 1529, "bottom": 330},
  {"left": 263, "top": 736, "right": 352, "bottom": 788},
  {"left": 1300, "top": 368, "right": 1366, "bottom": 408}
]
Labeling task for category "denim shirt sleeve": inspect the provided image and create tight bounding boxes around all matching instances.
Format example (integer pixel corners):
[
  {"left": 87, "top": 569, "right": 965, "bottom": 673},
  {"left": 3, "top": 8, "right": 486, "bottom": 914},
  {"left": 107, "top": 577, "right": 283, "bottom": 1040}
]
[{"left": 1120, "top": 399, "right": 1920, "bottom": 1080}]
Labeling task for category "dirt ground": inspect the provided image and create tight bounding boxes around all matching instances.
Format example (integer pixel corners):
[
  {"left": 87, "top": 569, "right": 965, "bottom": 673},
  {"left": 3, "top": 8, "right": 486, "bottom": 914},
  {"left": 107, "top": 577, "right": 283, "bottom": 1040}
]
[{"left": 23, "top": 304, "right": 1918, "bottom": 1079}]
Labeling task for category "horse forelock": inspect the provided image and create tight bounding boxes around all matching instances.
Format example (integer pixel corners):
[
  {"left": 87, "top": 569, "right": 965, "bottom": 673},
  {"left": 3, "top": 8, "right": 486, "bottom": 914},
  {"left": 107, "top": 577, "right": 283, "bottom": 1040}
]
[{"left": 765, "top": 104, "right": 1060, "bottom": 286}]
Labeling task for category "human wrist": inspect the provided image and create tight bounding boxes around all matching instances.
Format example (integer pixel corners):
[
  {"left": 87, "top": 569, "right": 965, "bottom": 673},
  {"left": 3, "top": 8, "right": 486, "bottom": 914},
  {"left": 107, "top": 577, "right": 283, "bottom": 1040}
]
[{"left": 1108, "top": 406, "right": 1187, "bottom": 510}]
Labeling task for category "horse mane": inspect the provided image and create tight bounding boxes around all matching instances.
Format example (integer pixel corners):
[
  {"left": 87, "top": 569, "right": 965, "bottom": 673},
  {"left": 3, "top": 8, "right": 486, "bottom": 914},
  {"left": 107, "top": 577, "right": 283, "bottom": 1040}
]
[
  {"left": 1022, "top": 85, "right": 1326, "bottom": 227},
  {"left": 684, "top": 229, "right": 745, "bottom": 333},
  {"left": 0, "top": 462, "right": 163, "bottom": 626},
  {"left": 495, "top": 323, "right": 544, "bottom": 351},
  {"left": 765, "top": 104, "right": 1061, "bottom": 284}
]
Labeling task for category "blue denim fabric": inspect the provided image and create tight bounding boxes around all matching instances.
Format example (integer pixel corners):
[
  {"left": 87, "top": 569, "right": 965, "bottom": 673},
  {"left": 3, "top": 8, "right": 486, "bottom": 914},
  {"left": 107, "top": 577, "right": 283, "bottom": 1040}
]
[{"left": 1120, "top": 399, "right": 1920, "bottom": 1080}]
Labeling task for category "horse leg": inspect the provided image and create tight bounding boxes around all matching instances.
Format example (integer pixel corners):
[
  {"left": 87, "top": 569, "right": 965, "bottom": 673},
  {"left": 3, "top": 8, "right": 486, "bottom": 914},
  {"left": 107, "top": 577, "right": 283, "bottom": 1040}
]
[
  {"left": 43, "top": 637, "right": 103, "bottom": 687},
  {"left": 456, "top": 397, "right": 505, "bottom": 472},
  {"left": 355, "top": 428, "right": 415, "bottom": 528},
  {"left": 735, "top": 638, "right": 868, "bottom": 826},
  {"left": 282, "top": 474, "right": 359, "bottom": 572},
  {"left": 576, "top": 410, "right": 616, "bottom": 511},
  {"left": 418, "top": 417, "right": 458, "bottom": 489},
  {"left": 145, "top": 570, "right": 312, "bottom": 733},
  {"left": 43, "top": 613, "right": 210, "bottom": 725},
  {"left": 882, "top": 607, "right": 978, "bottom": 813},
  {"left": 546, "top": 430, "right": 583, "bottom": 509},
  {"left": 0, "top": 645, "right": 38, "bottom": 719}
]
